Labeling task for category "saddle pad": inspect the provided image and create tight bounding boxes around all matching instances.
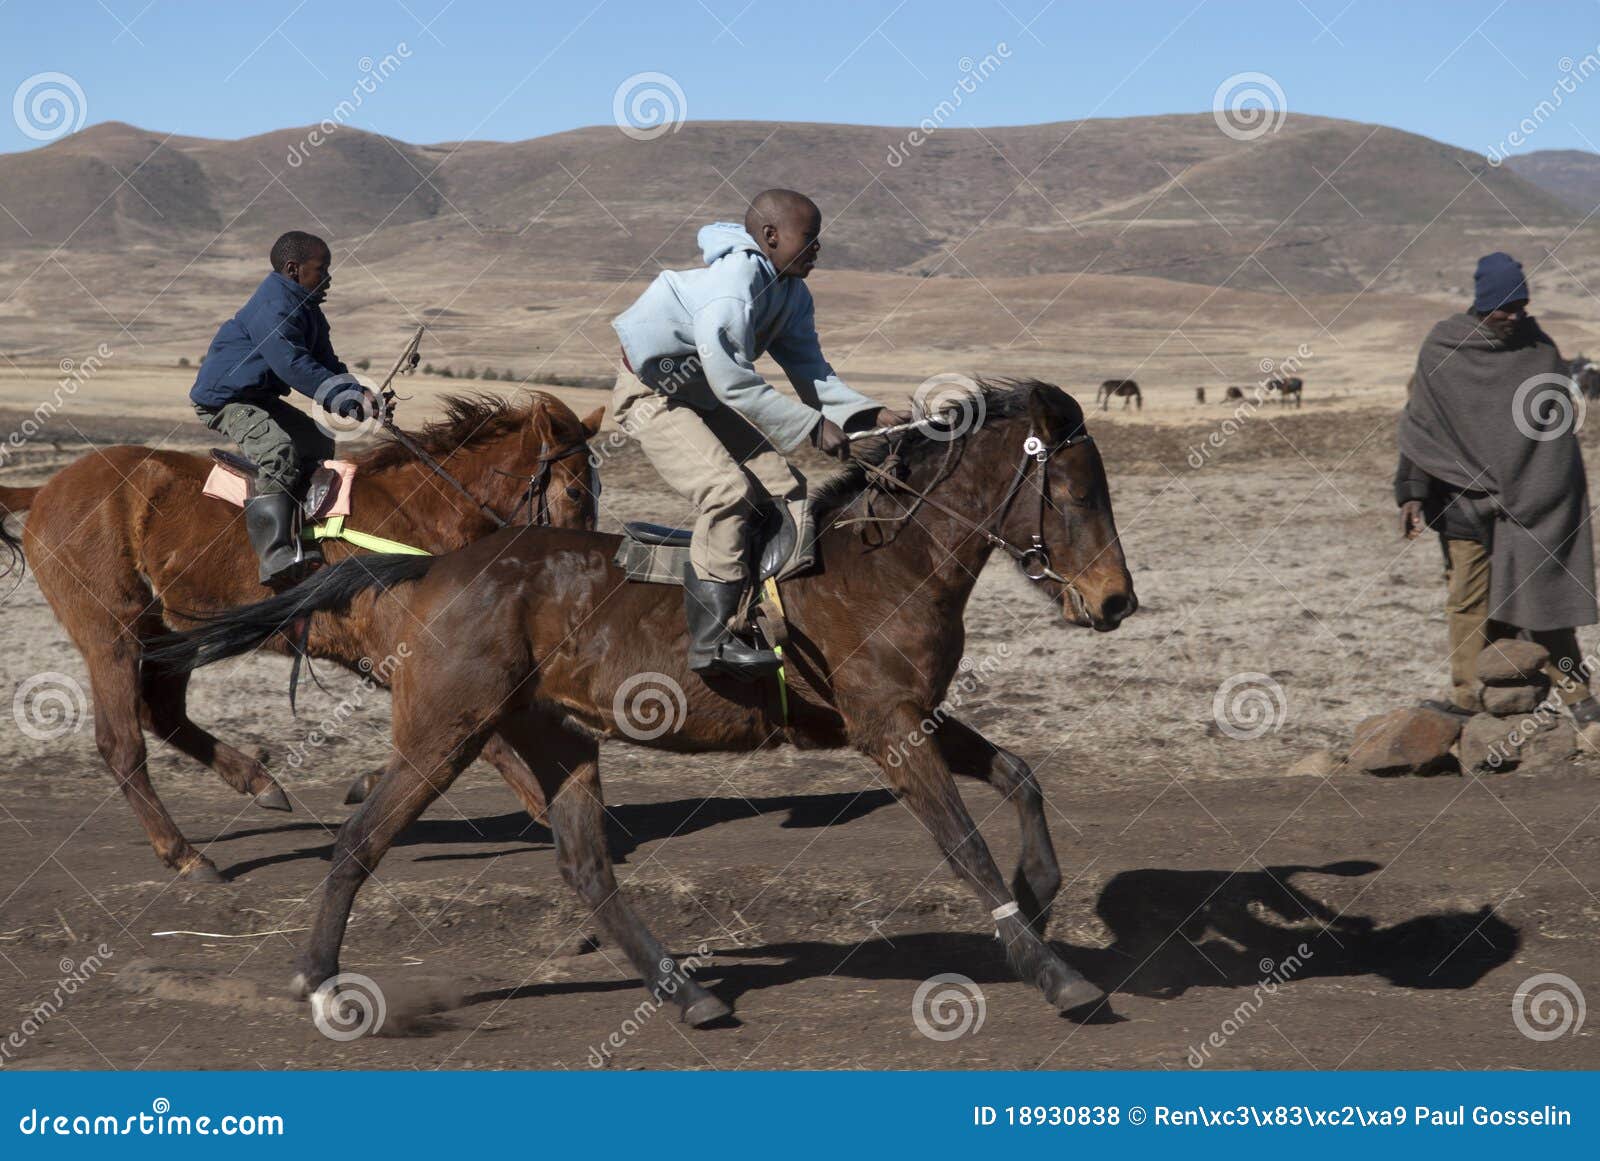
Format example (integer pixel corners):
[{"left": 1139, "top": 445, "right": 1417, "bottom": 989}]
[
  {"left": 613, "top": 535, "right": 690, "bottom": 586},
  {"left": 202, "top": 459, "right": 357, "bottom": 517}
]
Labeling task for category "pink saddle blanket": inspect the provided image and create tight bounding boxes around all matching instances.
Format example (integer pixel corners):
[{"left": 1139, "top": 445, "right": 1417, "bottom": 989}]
[{"left": 202, "top": 459, "right": 357, "bottom": 519}]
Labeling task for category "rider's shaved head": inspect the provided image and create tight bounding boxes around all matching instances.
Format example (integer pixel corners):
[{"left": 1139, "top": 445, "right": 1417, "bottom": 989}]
[
  {"left": 744, "top": 189, "right": 823, "bottom": 280},
  {"left": 744, "top": 189, "right": 818, "bottom": 237}
]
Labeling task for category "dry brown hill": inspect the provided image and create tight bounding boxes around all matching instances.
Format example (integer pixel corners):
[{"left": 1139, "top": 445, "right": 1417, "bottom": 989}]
[{"left": 0, "top": 114, "right": 1584, "bottom": 297}]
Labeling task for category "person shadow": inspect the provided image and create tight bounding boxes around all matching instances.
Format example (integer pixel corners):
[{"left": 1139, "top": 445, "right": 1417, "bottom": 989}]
[{"left": 666, "top": 861, "right": 1517, "bottom": 1016}]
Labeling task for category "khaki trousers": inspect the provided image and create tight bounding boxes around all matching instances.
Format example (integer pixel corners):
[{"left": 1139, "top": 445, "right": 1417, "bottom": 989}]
[
  {"left": 1442, "top": 536, "right": 1588, "bottom": 707},
  {"left": 613, "top": 374, "right": 806, "bottom": 584}
]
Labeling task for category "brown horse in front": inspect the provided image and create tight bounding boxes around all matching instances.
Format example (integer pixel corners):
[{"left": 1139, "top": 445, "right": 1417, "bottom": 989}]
[
  {"left": 0, "top": 392, "right": 600, "bottom": 880},
  {"left": 155, "top": 381, "right": 1137, "bottom": 1025}
]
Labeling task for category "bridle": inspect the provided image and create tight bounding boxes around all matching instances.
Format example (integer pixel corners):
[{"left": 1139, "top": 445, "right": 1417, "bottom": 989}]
[
  {"left": 382, "top": 416, "right": 594, "bottom": 530},
  {"left": 852, "top": 427, "right": 1096, "bottom": 608}
]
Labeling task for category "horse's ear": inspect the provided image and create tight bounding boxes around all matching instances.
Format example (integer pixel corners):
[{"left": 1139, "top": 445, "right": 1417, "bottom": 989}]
[
  {"left": 1026, "top": 382, "right": 1080, "bottom": 434},
  {"left": 580, "top": 406, "right": 605, "bottom": 437}
]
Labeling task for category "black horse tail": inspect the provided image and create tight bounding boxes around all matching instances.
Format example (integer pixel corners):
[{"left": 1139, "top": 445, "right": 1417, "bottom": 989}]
[
  {"left": 146, "top": 553, "right": 437, "bottom": 675},
  {"left": 0, "top": 484, "right": 40, "bottom": 578}
]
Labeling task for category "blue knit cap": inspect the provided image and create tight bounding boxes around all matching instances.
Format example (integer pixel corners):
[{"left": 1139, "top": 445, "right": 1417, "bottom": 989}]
[{"left": 1472, "top": 251, "right": 1529, "bottom": 314}]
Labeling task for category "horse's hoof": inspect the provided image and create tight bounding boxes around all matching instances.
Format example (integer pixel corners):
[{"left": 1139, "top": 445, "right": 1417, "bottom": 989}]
[
  {"left": 1049, "top": 975, "right": 1105, "bottom": 1014},
  {"left": 684, "top": 995, "right": 733, "bottom": 1027},
  {"left": 343, "top": 776, "right": 369, "bottom": 806},
  {"left": 255, "top": 785, "right": 292, "bottom": 812},
  {"left": 180, "top": 858, "right": 224, "bottom": 884},
  {"left": 288, "top": 971, "right": 316, "bottom": 1000}
]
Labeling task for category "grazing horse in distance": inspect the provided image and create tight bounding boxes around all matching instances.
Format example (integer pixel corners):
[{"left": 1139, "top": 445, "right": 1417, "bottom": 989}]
[
  {"left": 1266, "top": 376, "right": 1303, "bottom": 407},
  {"left": 152, "top": 381, "right": 1138, "bottom": 1028},
  {"left": 1, "top": 392, "right": 601, "bottom": 881},
  {"left": 1097, "top": 378, "right": 1142, "bottom": 410},
  {"left": 1223, "top": 386, "right": 1245, "bottom": 402}
]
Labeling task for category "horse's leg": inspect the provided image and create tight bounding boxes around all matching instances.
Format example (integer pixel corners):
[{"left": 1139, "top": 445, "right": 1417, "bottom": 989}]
[
  {"left": 867, "top": 702, "right": 1103, "bottom": 1014},
  {"left": 82, "top": 642, "right": 222, "bottom": 881},
  {"left": 936, "top": 716, "right": 1061, "bottom": 937},
  {"left": 139, "top": 660, "right": 289, "bottom": 812},
  {"left": 498, "top": 715, "right": 730, "bottom": 1026},
  {"left": 342, "top": 733, "right": 548, "bottom": 826},
  {"left": 292, "top": 721, "right": 490, "bottom": 999}
]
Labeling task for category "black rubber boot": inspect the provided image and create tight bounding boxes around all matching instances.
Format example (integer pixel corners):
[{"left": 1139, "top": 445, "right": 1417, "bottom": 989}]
[
  {"left": 682, "top": 562, "right": 780, "bottom": 681},
  {"left": 244, "top": 492, "right": 317, "bottom": 586}
]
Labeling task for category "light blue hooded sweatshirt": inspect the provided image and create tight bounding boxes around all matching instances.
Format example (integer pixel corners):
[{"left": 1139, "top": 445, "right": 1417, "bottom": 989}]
[{"left": 612, "top": 223, "right": 880, "bottom": 452}]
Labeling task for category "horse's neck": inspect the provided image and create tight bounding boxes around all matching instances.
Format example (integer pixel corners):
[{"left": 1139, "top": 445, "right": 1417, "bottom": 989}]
[{"left": 353, "top": 435, "right": 521, "bottom": 542}]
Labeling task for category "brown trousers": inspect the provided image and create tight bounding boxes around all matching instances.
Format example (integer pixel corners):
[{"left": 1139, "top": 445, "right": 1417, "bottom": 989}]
[
  {"left": 613, "top": 374, "right": 806, "bottom": 584},
  {"left": 1443, "top": 536, "right": 1588, "bottom": 707}
]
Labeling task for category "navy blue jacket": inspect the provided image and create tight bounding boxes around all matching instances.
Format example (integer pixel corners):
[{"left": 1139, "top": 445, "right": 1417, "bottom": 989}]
[{"left": 190, "top": 272, "right": 347, "bottom": 408}]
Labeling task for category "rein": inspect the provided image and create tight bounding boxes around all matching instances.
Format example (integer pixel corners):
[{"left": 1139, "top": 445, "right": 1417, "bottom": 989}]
[{"left": 850, "top": 428, "right": 1094, "bottom": 597}]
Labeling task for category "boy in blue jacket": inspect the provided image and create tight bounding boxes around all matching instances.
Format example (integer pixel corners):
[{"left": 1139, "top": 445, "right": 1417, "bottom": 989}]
[
  {"left": 612, "top": 189, "right": 904, "bottom": 680},
  {"left": 192, "top": 231, "right": 375, "bottom": 584}
]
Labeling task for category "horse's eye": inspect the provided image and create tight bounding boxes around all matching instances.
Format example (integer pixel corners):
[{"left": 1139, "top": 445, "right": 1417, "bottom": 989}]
[{"left": 565, "top": 484, "right": 584, "bottom": 501}]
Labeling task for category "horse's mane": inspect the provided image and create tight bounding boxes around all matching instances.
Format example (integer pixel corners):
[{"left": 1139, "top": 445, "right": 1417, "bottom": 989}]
[
  {"left": 812, "top": 379, "right": 1053, "bottom": 524},
  {"left": 356, "top": 392, "right": 556, "bottom": 470}
]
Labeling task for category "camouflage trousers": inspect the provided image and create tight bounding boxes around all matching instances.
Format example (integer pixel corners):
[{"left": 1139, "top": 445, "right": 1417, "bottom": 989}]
[{"left": 194, "top": 397, "right": 333, "bottom": 497}]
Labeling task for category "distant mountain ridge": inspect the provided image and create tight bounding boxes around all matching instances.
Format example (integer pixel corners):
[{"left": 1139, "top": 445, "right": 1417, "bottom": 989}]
[{"left": 0, "top": 114, "right": 1591, "bottom": 297}]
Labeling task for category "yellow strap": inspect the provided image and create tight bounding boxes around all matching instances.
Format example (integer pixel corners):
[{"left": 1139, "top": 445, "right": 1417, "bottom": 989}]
[
  {"left": 306, "top": 516, "right": 432, "bottom": 556},
  {"left": 762, "top": 576, "right": 789, "bottom": 727}
]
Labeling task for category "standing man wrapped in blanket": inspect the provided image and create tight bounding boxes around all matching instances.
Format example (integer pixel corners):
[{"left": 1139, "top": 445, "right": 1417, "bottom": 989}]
[
  {"left": 1396, "top": 251, "right": 1600, "bottom": 742},
  {"left": 613, "top": 189, "right": 907, "bottom": 681}
]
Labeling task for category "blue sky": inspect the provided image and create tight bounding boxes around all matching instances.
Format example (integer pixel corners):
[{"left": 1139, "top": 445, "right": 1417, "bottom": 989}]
[{"left": 4, "top": 0, "right": 1599, "bottom": 157}]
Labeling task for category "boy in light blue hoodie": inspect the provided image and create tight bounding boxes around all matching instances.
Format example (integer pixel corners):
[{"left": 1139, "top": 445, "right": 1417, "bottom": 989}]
[{"left": 612, "top": 189, "right": 902, "bottom": 681}]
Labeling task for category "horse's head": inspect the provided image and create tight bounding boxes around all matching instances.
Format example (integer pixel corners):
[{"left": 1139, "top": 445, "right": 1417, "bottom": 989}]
[
  {"left": 1012, "top": 382, "right": 1137, "bottom": 631},
  {"left": 514, "top": 391, "right": 604, "bottom": 531}
]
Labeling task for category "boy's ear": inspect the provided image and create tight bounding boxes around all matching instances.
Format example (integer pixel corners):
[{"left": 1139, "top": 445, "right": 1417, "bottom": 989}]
[{"left": 580, "top": 406, "right": 605, "bottom": 437}]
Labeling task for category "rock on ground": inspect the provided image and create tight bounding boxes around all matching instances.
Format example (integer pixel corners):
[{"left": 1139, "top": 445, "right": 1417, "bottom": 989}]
[
  {"left": 1349, "top": 707, "right": 1463, "bottom": 776},
  {"left": 1480, "top": 682, "right": 1550, "bottom": 716},
  {"left": 1458, "top": 713, "right": 1520, "bottom": 773},
  {"left": 1475, "top": 640, "right": 1550, "bottom": 686}
]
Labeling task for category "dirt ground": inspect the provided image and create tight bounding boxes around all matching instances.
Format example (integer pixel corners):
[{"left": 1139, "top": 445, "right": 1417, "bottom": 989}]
[{"left": 0, "top": 387, "right": 1596, "bottom": 1071}]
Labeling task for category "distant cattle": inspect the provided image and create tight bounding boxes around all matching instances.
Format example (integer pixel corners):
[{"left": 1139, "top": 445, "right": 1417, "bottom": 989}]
[
  {"left": 1223, "top": 386, "right": 1245, "bottom": 402},
  {"left": 1195, "top": 386, "right": 1206, "bottom": 404},
  {"left": 1266, "top": 376, "right": 1303, "bottom": 407},
  {"left": 1098, "top": 379, "right": 1142, "bottom": 410}
]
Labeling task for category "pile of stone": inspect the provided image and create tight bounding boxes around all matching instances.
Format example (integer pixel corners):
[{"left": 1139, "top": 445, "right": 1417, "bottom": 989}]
[{"left": 1341, "top": 640, "right": 1576, "bottom": 777}]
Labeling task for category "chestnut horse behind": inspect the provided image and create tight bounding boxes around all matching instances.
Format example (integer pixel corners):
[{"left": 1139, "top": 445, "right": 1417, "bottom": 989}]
[
  {"left": 155, "top": 381, "right": 1137, "bottom": 1026},
  {"left": 0, "top": 392, "right": 600, "bottom": 881}
]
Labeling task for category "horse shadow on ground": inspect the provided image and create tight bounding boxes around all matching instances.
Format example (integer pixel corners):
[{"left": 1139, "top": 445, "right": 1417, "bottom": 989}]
[
  {"left": 676, "top": 861, "right": 1519, "bottom": 1014},
  {"left": 201, "top": 788, "right": 897, "bottom": 880}
]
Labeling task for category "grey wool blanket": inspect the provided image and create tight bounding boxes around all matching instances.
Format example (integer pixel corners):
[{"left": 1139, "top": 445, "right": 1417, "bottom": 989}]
[{"left": 1398, "top": 312, "right": 1596, "bottom": 631}]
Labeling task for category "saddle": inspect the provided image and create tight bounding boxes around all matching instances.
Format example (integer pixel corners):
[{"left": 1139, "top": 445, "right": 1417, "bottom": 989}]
[
  {"left": 202, "top": 450, "right": 356, "bottom": 521},
  {"left": 612, "top": 502, "right": 810, "bottom": 587}
]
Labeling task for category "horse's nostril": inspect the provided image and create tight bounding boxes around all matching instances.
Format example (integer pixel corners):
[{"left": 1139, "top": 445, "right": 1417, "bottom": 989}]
[{"left": 1100, "top": 593, "right": 1133, "bottom": 624}]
